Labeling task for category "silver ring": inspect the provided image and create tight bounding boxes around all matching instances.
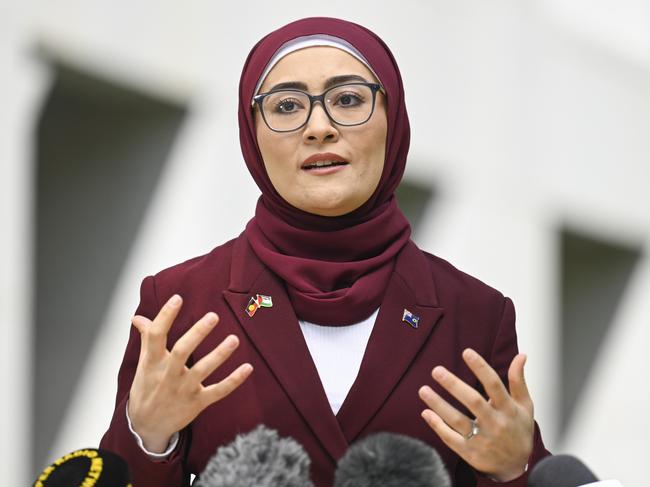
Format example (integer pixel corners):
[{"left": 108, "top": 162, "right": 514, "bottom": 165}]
[{"left": 465, "top": 419, "right": 480, "bottom": 440}]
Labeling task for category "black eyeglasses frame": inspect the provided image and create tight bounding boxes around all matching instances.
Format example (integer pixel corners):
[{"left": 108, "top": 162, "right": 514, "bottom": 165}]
[{"left": 252, "top": 82, "right": 385, "bottom": 133}]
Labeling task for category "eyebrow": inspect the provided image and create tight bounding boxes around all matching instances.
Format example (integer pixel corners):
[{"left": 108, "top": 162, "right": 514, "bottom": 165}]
[{"left": 266, "top": 74, "right": 371, "bottom": 92}]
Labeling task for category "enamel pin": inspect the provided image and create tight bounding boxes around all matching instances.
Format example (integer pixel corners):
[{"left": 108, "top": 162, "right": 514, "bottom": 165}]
[
  {"left": 258, "top": 294, "right": 273, "bottom": 308},
  {"left": 402, "top": 308, "right": 420, "bottom": 328},
  {"left": 246, "top": 294, "right": 273, "bottom": 317}
]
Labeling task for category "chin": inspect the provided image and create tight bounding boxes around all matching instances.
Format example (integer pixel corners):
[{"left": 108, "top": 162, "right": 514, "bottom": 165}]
[
  {"left": 301, "top": 200, "right": 361, "bottom": 217},
  {"left": 289, "top": 187, "right": 369, "bottom": 217}
]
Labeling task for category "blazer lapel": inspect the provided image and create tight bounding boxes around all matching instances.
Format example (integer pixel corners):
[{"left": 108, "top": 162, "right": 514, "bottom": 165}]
[
  {"left": 336, "top": 241, "right": 444, "bottom": 442},
  {"left": 222, "top": 235, "right": 349, "bottom": 462}
]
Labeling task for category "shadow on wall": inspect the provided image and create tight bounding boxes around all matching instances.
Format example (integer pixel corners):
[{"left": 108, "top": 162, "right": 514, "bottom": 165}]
[
  {"left": 395, "top": 178, "right": 436, "bottom": 239},
  {"left": 33, "top": 61, "right": 186, "bottom": 474},
  {"left": 559, "top": 227, "right": 642, "bottom": 439}
]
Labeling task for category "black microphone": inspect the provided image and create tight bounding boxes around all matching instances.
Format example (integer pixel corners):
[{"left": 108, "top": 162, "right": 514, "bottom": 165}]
[
  {"left": 333, "top": 432, "right": 451, "bottom": 487},
  {"left": 528, "top": 454, "right": 622, "bottom": 487},
  {"left": 33, "top": 448, "right": 132, "bottom": 487},
  {"left": 194, "top": 425, "right": 313, "bottom": 487}
]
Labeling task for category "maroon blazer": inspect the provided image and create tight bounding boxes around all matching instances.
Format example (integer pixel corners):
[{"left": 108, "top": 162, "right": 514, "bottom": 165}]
[{"left": 100, "top": 234, "right": 549, "bottom": 486}]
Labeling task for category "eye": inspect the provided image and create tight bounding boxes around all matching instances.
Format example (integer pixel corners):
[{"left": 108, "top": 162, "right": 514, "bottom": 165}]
[
  {"left": 273, "top": 97, "right": 304, "bottom": 114},
  {"left": 333, "top": 91, "right": 364, "bottom": 108}
]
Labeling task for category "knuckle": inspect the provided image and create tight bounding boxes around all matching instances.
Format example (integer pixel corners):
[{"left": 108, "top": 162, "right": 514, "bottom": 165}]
[
  {"left": 428, "top": 394, "right": 442, "bottom": 409},
  {"left": 467, "top": 395, "right": 483, "bottom": 410},
  {"left": 189, "top": 383, "right": 203, "bottom": 398},
  {"left": 503, "top": 402, "right": 517, "bottom": 417},
  {"left": 148, "top": 327, "right": 164, "bottom": 340},
  {"left": 518, "top": 399, "right": 534, "bottom": 417},
  {"left": 426, "top": 413, "right": 440, "bottom": 429},
  {"left": 493, "top": 416, "right": 508, "bottom": 435},
  {"left": 487, "top": 377, "right": 502, "bottom": 391},
  {"left": 430, "top": 419, "right": 441, "bottom": 433},
  {"left": 222, "top": 374, "right": 239, "bottom": 390},
  {"left": 177, "top": 379, "right": 196, "bottom": 395},
  {"left": 450, "top": 416, "right": 466, "bottom": 430},
  {"left": 207, "top": 386, "right": 226, "bottom": 404},
  {"left": 158, "top": 306, "right": 172, "bottom": 320},
  {"left": 193, "top": 319, "right": 211, "bottom": 334},
  {"left": 215, "top": 343, "right": 234, "bottom": 360},
  {"left": 170, "top": 345, "right": 188, "bottom": 360}
]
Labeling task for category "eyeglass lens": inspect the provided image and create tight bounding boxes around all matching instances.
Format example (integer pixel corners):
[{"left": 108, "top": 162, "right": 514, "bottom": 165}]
[{"left": 261, "top": 84, "right": 375, "bottom": 132}]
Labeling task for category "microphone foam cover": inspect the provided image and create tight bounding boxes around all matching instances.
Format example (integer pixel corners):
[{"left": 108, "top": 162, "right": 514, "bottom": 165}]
[
  {"left": 528, "top": 454, "right": 599, "bottom": 487},
  {"left": 334, "top": 432, "right": 451, "bottom": 487},
  {"left": 195, "top": 425, "right": 313, "bottom": 487},
  {"left": 33, "top": 448, "right": 132, "bottom": 487}
]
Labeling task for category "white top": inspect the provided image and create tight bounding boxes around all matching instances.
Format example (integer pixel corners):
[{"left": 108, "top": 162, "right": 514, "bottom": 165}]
[{"left": 299, "top": 308, "right": 378, "bottom": 415}]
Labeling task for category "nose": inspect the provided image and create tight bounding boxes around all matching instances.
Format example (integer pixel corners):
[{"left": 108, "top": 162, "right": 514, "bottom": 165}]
[{"left": 302, "top": 103, "right": 339, "bottom": 143}]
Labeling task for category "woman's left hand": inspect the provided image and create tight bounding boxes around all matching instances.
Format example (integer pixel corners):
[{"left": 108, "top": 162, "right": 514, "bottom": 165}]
[{"left": 418, "top": 348, "right": 534, "bottom": 482}]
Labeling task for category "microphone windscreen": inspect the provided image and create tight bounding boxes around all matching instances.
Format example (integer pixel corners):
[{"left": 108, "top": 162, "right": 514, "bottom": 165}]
[
  {"left": 528, "top": 455, "right": 598, "bottom": 487},
  {"left": 195, "top": 425, "right": 313, "bottom": 487},
  {"left": 33, "top": 448, "right": 132, "bottom": 487},
  {"left": 333, "top": 432, "right": 451, "bottom": 487}
]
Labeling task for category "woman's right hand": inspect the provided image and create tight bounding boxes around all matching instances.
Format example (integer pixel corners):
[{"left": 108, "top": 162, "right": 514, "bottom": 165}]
[{"left": 127, "top": 294, "right": 253, "bottom": 453}]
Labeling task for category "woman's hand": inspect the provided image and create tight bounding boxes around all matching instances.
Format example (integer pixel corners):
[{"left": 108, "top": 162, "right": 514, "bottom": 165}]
[
  {"left": 128, "top": 294, "right": 253, "bottom": 453},
  {"left": 418, "top": 349, "right": 534, "bottom": 482}
]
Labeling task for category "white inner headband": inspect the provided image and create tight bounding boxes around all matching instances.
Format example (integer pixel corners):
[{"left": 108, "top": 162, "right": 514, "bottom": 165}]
[{"left": 254, "top": 34, "right": 380, "bottom": 96}]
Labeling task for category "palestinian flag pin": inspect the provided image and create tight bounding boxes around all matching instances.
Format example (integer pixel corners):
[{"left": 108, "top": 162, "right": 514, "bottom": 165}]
[
  {"left": 245, "top": 294, "right": 273, "bottom": 317},
  {"left": 258, "top": 294, "right": 273, "bottom": 308}
]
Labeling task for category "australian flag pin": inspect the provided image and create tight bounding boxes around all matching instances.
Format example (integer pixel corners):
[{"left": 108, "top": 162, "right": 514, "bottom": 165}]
[
  {"left": 246, "top": 294, "right": 273, "bottom": 317},
  {"left": 402, "top": 308, "right": 420, "bottom": 328}
]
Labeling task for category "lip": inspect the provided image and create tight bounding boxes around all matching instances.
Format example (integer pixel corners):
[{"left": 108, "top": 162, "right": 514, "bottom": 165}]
[{"left": 301, "top": 152, "right": 349, "bottom": 169}]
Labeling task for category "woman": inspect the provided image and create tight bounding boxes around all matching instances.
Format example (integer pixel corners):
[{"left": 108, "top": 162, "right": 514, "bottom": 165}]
[{"left": 101, "top": 17, "right": 549, "bottom": 487}]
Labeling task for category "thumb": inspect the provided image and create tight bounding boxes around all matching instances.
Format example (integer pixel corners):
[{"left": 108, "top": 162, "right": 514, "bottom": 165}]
[
  {"left": 131, "top": 315, "right": 151, "bottom": 334},
  {"left": 508, "top": 353, "right": 533, "bottom": 413},
  {"left": 131, "top": 315, "right": 155, "bottom": 357}
]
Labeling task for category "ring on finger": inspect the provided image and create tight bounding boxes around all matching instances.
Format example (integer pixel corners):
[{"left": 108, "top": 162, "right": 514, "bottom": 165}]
[{"left": 464, "top": 419, "right": 480, "bottom": 440}]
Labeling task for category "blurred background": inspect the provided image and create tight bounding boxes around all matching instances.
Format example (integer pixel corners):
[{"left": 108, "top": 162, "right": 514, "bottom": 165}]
[{"left": 2, "top": 0, "right": 649, "bottom": 484}]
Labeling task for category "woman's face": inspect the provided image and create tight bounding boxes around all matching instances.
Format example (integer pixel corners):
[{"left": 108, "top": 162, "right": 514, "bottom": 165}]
[{"left": 255, "top": 47, "right": 387, "bottom": 217}]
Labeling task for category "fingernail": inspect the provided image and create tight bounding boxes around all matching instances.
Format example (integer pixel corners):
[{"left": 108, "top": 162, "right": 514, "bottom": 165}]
[
  {"left": 464, "top": 348, "right": 477, "bottom": 361},
  {"left": 225, "top": 335, "right": 239, "bottom": 347},
  {"left": 170, "top": 294, "right": 181, "bottom": 306},
  {"left": 433, "top": 367, "right": 447, "bottom": 380}
]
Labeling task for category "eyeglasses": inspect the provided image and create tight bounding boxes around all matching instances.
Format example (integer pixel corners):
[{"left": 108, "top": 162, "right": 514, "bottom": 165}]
[{"left": 252, "top": 82, "right": 384, "bottom": 133}]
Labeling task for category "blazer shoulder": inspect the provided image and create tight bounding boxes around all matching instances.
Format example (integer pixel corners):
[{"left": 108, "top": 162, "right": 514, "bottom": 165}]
[
  {"left": 420, "top": 249, "right": 506, "bottom": 306},
  {"left": 419, "top": 249, "right": 514, "bottom": 353},
  {"left": 150, "top": 237, "right": 238, "bottom": 289}
]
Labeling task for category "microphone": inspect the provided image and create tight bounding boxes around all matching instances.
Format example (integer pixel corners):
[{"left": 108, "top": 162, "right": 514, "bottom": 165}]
[
  {"left": 194, "top": 425, "right": 313, "bottom": 487},
  {"left": 33, "top": 448, "right": 132, "bottom": 487},
  {"left": 333, "top": 432, "right": 451, "bottom": 487},
  {"left": 528, "top": 455, "right": 623, "bottom": 487}
]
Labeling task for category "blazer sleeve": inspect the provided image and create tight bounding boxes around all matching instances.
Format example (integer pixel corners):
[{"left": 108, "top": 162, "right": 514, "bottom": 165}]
[
  {"left": 462, "top": 296, "right": 551, "bottom": 487},
  {"left": 99, "top": 275, "right": 191, "bottom": 487}
]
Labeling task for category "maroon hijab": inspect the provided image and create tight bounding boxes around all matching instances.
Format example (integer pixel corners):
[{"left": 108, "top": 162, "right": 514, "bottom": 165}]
[{"left": 240, "top": 17, "right": 411, "bottom": 325}]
